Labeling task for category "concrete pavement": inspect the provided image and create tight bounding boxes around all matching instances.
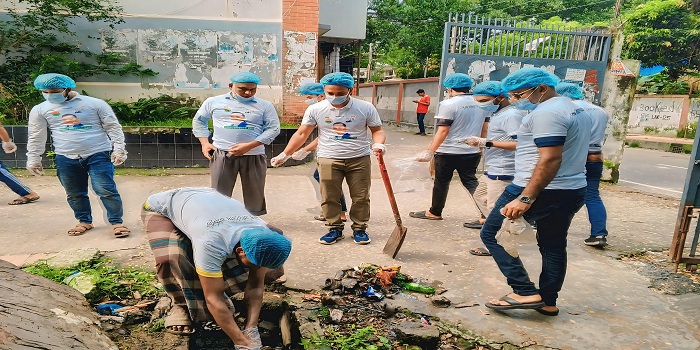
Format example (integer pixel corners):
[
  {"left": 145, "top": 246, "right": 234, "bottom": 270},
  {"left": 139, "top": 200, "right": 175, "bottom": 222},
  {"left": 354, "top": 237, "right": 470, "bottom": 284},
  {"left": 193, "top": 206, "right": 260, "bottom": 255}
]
[{"left": 1, "top": 127, "right": 699, "bottom": 349}]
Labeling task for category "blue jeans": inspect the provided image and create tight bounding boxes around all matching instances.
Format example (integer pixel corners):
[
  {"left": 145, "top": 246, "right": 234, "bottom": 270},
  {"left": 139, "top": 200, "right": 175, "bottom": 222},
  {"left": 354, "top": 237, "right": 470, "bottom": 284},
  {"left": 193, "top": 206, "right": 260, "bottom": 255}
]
[
  {"left": 55, "top": 151, "right": 124, "bottom": 225},
  {"left": 0, "top": 160, "right": 32, "bottom": 196},
  {"left": 480, "top": 184, "right": 585, "bottom": 306},
  {"left": 417, "top": 113, "right": 426, "bottom": 134},
  {"left": 313, "top": 168, "right": 347, "bottom": 212},
  {"left": 585, "top": 161, "right": 608, "bottom": 237}
]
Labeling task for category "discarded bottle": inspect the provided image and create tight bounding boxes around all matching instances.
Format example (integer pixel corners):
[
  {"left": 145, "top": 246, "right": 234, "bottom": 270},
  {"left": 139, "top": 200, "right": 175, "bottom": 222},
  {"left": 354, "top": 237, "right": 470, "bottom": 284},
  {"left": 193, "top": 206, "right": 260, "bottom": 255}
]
[{"left": 402, "top": 282, "right": 435, "bottom": 294}]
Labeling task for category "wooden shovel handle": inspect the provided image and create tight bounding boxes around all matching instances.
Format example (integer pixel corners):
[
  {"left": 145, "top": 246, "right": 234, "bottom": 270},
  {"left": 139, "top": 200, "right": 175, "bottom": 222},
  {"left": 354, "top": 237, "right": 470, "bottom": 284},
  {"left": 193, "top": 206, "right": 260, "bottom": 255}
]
[{"left": 377, "top": 151, "right": 403, "bottom": 227}]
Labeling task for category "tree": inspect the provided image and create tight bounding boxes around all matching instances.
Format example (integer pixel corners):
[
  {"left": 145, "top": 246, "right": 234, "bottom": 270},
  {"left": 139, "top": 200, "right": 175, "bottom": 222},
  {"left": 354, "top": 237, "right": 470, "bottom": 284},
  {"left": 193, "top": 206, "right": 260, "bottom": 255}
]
[
  {"left": 0, "top": 0, "right": 156, "bottom": 121},
  {"left": 622, "top": 0, "right": 700, "bottom": 78}
]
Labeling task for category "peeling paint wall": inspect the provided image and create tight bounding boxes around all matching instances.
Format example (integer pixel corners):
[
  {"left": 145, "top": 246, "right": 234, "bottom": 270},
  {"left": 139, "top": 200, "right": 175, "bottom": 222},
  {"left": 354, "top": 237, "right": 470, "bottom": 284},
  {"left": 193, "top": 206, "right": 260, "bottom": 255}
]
[
  {"left": 690, "top": 99, "right": 700, "bottom": 124},
  {"left": 283, "top": 31, "right": 317, "bottom": 92}
]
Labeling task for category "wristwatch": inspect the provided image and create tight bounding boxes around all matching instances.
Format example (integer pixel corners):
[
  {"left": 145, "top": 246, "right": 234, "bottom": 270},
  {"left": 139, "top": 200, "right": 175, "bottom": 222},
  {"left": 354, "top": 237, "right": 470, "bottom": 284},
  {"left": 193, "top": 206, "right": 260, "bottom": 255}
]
[
  {"left": 518, "top": 195, "right": 535, "bottom": 204},
  {"left": 485, "top": 141, "right": 493, "bottom": 148}
]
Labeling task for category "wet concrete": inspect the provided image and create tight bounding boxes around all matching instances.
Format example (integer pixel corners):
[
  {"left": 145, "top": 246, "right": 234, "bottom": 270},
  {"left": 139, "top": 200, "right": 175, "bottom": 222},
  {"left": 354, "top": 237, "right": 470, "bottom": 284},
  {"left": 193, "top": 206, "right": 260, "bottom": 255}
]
[{"left": 1, "top": 127, "right": 699, "bottom": 349}]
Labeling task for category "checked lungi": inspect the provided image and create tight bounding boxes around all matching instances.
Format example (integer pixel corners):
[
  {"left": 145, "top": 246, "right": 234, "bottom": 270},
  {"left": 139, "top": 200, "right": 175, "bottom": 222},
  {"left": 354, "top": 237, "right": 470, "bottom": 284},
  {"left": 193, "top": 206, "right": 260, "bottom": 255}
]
[{"left": 141, "top": 210, "right": 249, "bottom": 322}]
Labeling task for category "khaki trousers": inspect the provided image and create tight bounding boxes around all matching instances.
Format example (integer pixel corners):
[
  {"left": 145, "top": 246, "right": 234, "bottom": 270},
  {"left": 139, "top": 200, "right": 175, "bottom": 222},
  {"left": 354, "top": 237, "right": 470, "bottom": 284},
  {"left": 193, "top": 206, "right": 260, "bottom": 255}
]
[
  {"left": 473, "top": 175, "right": 511, "bottom": 218},
  {"left": 317, "top": 156, "right": 371, "bottom": 231}
]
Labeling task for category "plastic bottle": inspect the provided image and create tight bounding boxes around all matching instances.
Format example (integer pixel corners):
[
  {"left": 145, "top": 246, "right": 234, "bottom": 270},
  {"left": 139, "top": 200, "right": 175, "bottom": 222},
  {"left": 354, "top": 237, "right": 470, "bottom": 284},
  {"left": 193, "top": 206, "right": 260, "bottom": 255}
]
[{"left": 402, "top": 282, "right": 435, "bottom": 294}]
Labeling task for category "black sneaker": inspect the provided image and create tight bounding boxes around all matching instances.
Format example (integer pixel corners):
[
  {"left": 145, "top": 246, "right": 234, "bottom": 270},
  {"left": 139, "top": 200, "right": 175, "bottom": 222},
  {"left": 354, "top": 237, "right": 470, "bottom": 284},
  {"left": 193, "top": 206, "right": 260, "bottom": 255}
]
[
  {"left": 463, "top": 221, "right": 483, "bottom": 229},
  {"left": 584, "top": 235, "right": 607, "bottom": 246}
]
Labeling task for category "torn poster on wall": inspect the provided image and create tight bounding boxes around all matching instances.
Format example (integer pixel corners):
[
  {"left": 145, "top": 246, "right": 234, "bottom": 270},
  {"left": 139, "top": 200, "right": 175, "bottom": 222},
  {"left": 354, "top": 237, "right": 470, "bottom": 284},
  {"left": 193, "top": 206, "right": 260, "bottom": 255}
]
[{"left": 100, "top": 28, "right": 280, "bottom": 88}]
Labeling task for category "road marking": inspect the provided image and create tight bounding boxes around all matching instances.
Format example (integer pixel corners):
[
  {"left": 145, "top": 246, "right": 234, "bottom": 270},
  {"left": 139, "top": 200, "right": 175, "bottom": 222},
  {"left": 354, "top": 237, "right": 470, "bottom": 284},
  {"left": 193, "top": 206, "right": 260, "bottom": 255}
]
[
  {"left": 657, "top": 164, "right": 687, "bottom": 170},
  {"left": 618, "top": 180, "right": 683, "bottom": 194}
]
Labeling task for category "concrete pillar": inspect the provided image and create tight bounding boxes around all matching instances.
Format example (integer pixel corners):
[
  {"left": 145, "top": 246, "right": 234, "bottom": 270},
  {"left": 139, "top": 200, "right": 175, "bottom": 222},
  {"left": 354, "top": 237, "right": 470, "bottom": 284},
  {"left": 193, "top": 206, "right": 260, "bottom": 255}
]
[
  {"left": 599, "top": 29, "right": 641, "bottom": 182},
  {"left": 282, "top": 0, "right": 319, "bottom": 124}
]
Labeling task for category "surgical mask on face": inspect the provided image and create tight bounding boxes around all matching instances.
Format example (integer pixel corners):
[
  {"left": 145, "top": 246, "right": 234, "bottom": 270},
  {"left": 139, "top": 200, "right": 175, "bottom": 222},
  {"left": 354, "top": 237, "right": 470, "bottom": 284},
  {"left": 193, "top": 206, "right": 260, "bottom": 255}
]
[
  {"left": 305, "top": 99, "right": 316, "bottom": 105},
  {"left": 233, "top": 93, "right": 255, "bottom": 102},
  {"left": 476, "top": 99, "right": 500, "bottom": 113},
  {"left": 42, "top": 91, "right": 67, "bottom": 104},
  {"left": 325, "top": 93, "right": 349, "bottom": 105},
  {"left": 511, "top": 99, "right": 539, "bottom": 111}
]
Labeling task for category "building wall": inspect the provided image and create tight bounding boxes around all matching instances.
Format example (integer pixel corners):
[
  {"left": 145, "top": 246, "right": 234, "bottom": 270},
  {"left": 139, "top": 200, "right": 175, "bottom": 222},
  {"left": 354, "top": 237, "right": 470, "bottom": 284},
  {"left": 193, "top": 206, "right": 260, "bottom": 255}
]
[
  {"left": 357, "top": 78, "right": 440, "bottom": 128},
  {"left": 628, "top": 95, "right": 692, "bottom": 136}
]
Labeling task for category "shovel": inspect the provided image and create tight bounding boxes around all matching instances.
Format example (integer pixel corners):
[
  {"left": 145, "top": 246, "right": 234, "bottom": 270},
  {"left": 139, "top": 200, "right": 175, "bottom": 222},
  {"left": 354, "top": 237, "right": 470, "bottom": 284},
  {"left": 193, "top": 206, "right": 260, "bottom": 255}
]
[{"left": 377, "top": 150, "right": 408, "bottom": 259}]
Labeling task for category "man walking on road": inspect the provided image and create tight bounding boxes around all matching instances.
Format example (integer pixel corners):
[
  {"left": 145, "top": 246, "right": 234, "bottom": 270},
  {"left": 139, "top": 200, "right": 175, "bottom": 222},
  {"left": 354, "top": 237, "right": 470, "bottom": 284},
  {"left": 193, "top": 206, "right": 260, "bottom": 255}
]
[
  {"left": 412, "top": 89, "right": 431, "bottom": 135},
  {"left": 481, "top": 68, "right": 591, "bottom": 317},
  {"left": 270, "top": 72, "right": 387, "bottom": 246},
  {"left": 556, "top": 82, "right": 610, "bottom": 247},
  {"left": 193, "top": 72, "right": 281, "bottom": 216},
  {"left": 26, "top": 73, "right": 130, "bottom": 238},
  {"left": 409, "top": 73, "right": 489, "bottom": 221}
]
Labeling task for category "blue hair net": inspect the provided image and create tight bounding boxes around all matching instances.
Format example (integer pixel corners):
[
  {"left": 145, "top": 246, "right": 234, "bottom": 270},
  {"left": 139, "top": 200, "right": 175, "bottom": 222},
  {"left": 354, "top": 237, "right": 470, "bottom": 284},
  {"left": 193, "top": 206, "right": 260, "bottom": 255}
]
[
  {"left": 443, "top": 73, "right": 474, "bottom": 89},
  {"left": 33, "top": 73, "right": 76, "bottom": 90},
  {"left": 472, "top": 81, "right": 504, "bottom": 97},
  {"left": 299, "top": 82, "right": 324, "bottom": 95},
  {"left": 501, "top": 68, "right": 560, "bottom": 92},
  {"left": 239, "top": 227, "right": 292, "bottom": 269},
  {"left": 230, "top": 72, "right": 261, "bottom": 84},
  {"left": 555, "top": 82, "right": 584, "bottom": 99},
  {"left": 320, "top": 72, "right": 355, "bottom": 89}
]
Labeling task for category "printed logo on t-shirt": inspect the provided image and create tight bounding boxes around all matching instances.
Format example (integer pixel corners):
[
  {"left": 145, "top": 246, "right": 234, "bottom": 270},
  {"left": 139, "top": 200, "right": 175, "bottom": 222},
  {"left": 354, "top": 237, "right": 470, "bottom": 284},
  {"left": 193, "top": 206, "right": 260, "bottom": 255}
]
[
  {"left": 60, "top": 114, "right": 92, "bottom": 131},
  {"left": 224, "top": 112, "right": 255, "bottom": 130},
  {"left": 329, "top": 122, "right": 357, "bottom": 140},
  {"left": 324, "top": 117, "right": 333, "bottom": 124}
]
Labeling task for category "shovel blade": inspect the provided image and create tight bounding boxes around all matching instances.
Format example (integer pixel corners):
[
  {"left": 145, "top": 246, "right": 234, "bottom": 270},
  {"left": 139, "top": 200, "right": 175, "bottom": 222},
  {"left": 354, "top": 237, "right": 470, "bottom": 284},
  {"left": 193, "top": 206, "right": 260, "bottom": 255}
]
[{"left": 383, "top": 225, "right": 408, "bottom": 259}]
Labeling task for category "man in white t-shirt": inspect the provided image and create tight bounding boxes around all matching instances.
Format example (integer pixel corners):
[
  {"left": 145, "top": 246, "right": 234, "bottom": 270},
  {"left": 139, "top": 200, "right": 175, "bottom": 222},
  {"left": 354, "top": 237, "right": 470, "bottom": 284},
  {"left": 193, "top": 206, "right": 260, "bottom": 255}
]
[
  {"left": 409, "top": 73, "right": 490, "bottom": 221},
  {"left": 142, "top": 187, "right": 291, "bottom": 347},
  {"left": 556, "top": 82, "right": 610, "bottom": 247},
  {"left": 271, "top": 72, "right": 387, "bottom": 245},
  {"left": 480, "top": 68, "right": 590, "bottom": 317}
]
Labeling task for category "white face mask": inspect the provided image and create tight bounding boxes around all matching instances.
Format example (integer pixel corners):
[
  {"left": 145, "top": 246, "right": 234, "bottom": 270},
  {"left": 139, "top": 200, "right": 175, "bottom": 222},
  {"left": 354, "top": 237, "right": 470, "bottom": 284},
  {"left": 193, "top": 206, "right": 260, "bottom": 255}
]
[
  {"left": 325, "top": 92, "right": 349, "bottom": 105},
  {"left": 476, "top": 99, "right": 500, "bottom": 113},
  {"left": 233, "top": 93, "right": 254, "bottom": 102},
  {"left": 42, "top": 91, "right": 68, "bottom": 104},
  {"left": 305, "top": 99, "right": 316, "bottom": 105}
]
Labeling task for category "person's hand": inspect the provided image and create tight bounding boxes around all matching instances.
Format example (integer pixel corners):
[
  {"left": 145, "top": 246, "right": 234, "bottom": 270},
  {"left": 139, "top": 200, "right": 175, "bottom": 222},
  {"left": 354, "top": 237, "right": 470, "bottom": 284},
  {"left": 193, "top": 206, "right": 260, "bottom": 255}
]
[
  {"left": 270, "top": 152, "right": 290, "bottom": 167},
  {"left": 291, "top": 149, "right": 310, "bottom": 160},
  {"left": 2, "top": 140, "right": 17, "bottom": 154},
  {"left": 372, "top": 143, "right": 387, "bottom": 156},
  {"left": 242, "top": 327, "right": 262, "bottom": 347},
  {"left": 228, "top": 142, "right": 257, "bottom": 157},
  {"left": 501, "top": 198, "right": 532, "bottom": 220},
  {"left": 412, "top": 100, "right": 419, "bottom": 103},
  {"left": 111, "top": 149, "right": 128, "bottom": 166},
  {"left": 26, "top": 162, "right": 44, "bottom": 176},
  {"left": 201, "top": 143, "right": 217, "bottom": 160},
  {"left": 461, "top": 136, "right": 487, "bottom": 148},
  {"left": 415, "top": 150, "right": 434, "bottom": 162}
]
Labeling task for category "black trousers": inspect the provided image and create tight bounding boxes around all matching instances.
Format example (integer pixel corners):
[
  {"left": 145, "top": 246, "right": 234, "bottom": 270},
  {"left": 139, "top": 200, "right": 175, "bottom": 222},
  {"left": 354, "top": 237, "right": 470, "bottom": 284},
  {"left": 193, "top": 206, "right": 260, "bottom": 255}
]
[{"left": 429, "top": 153, "right": 481, "bottom": 217}]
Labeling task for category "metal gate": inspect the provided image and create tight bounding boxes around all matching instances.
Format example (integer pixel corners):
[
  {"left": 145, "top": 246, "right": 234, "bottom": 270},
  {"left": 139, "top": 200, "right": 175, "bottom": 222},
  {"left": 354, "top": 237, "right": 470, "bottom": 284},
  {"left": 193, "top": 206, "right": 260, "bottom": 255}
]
[{"left": 440, "top": 14, "right": 612, "bottom": 103}]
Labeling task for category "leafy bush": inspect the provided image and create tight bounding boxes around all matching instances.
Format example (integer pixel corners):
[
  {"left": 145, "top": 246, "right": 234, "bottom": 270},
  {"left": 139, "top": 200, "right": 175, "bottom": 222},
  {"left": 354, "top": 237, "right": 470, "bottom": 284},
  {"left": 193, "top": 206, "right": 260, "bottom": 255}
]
[
  {"left": 628, "top": 141, "right": 641, "bottom": 148},
  {"left": 108, "top": 95, "right": 201, "bottom": 127},
  {"left": 302, "top": 326, "right": 391, "bottom": 350},
  {"left": 677, "top": 121, "right": 697, "bottom": 139}
]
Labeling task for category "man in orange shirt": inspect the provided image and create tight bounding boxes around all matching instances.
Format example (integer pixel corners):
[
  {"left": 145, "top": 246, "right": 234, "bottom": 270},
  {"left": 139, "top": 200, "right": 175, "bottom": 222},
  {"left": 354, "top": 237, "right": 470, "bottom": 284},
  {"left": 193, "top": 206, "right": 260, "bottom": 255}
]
[{"left": 413, "top": 89, "right": 430, "bottom": 135}]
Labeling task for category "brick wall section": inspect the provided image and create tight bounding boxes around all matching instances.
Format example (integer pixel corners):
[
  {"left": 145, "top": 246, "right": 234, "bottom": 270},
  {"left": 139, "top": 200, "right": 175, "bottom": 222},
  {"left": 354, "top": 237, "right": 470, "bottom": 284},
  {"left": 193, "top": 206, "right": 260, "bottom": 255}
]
[{"left": 282, "top": 0, "right": 319, "bottom": 124}]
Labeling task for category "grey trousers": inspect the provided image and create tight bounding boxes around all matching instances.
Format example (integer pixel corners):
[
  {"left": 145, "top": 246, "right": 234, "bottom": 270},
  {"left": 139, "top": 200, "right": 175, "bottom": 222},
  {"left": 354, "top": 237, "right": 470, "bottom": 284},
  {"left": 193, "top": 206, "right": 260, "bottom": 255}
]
[{"left": 210, "top": 149, "right": 267, "bottom": 215}]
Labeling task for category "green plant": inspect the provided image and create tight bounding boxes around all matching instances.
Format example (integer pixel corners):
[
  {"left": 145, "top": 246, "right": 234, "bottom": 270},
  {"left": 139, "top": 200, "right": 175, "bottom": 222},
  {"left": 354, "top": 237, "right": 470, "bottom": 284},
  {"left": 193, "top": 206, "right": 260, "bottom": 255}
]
[
  {"left": 682, "top": 144, "right": 693, "bottom": 154},
  {"left": 677, "top": 121, "right": 697, "bottom": 139},
  {"left": 23, "top": 257, "right": 162, "bottom": 304},
  {"left": 301, "top": 326, "right": 391, "bottom": 350},
  {"left": 628, "top": 141, "right": 641, "bottom": 148},
  {"left": 643, "top": 126, "right": 660, "bottom": 134},
  {"left": 109, "top": 95, "right": 201, "bottom": 126}
]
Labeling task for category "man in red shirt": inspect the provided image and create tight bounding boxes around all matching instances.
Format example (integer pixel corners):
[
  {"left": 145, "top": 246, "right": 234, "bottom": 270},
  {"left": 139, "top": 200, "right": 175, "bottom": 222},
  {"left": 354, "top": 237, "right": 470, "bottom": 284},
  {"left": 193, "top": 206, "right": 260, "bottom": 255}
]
[{"left": 413, "top": 89, "right": 430, "bottom": 135}]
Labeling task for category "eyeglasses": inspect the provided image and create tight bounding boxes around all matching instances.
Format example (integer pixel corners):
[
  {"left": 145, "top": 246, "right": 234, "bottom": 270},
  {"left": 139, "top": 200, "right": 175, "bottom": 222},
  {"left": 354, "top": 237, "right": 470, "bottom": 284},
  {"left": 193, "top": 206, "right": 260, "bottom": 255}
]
[{"left": 508, "top": 86, "right": 537, "bottom": 100}]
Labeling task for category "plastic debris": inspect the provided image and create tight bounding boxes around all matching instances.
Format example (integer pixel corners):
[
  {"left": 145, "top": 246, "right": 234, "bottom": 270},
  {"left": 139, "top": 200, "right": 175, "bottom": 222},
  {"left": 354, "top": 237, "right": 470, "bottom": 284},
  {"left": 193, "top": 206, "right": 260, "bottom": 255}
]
[
  {"left": 97, "top": 303, "right": 124, "bottom": 316},
  {"left": 362, "top": 286, "right": 385, "bottom": 301}
]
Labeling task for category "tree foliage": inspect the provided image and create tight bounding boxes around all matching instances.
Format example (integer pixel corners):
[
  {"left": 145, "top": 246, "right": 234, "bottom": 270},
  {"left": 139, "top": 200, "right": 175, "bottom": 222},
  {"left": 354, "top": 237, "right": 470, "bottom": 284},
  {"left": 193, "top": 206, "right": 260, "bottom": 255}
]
[{"left": 0, "top": 0, "right": 156, "bottom": 121}]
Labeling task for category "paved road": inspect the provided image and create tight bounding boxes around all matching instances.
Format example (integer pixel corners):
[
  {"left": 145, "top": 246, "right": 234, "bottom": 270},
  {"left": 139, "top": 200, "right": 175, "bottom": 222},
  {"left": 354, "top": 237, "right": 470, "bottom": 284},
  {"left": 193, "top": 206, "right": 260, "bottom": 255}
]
[{"left": 619, "top": 147, "right": 691, "bottom": 198}]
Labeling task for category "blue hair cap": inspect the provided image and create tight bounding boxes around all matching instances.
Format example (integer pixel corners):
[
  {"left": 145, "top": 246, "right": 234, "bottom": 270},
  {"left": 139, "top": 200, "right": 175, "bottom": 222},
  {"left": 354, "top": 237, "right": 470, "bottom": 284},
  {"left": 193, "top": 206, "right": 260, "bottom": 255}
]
[
  {"left": 239, "top": 227, "right": 292, "bottom": 269},
  {"left": 555, "top": 82, "right": 584, "bottom": 99},
  {"left": 502, "top": 68, "right": 560, "bottom": 91},
  {"left": 299, "top": 82, "right": 324, "bottom": 95},
  {"left": 230, "top": 72, "right": 261, "bottom": 84},
  {"left": 320, "top": 72, "right": 355, "bottom": 89},
  {"left": 443, "top": 73, "right": 474, "bottom": 89},
  {"left": 33, "top": 73, "right": 76, "bottom": 90},
  {"left": 472, "top": 81, "right": 503, "bottom": 97}
]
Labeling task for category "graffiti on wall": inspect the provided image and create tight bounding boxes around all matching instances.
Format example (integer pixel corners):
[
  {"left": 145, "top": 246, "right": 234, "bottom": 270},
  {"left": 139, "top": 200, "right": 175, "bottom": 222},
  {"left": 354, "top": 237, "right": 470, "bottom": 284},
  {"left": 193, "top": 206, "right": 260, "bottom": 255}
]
[
  {"left": 100, "top": 28, "right": 279, "bottom": 88},
  {"left": 283, "top": 31, "right": 317, "bottom": 91},
  {"left": 628, "top": 96, "right": 685, "bottom": 132},
  {"left": 690, "top": 98, "right": 700, "bottom": 124}
]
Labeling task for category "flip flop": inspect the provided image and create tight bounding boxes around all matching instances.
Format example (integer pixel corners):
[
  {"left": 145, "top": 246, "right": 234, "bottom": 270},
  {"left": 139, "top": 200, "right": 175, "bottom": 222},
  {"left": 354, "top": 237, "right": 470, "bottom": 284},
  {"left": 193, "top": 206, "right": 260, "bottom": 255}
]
[
  {"left": 8, "top": 196, "right": 39, "bottom": 205},
  {"left": 485, "top": 295, "right": 545, "bottom": 310},
  {"left": 164, "top": 305, "right": 195, "bottom": 336},
  {"left": 469, "top": 247, "right": 491, "bottom": 256},
  {"left": 409, "top": 210, "right": 443, "bottom": 220},
  {"left": 113, "top": 224, "right": 131, "bottom": 238}
]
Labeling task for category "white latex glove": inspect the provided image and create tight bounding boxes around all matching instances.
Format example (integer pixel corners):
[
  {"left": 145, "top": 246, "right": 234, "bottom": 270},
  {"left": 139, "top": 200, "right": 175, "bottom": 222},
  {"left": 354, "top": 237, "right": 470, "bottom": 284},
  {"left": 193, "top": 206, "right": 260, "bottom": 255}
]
[
  {"left": 234, "top": 345, "right": 261, "bottom": 350},
  {"left": 111, "top": 149, "right": 128, "bottom": 166},
  {"left": 270, "top": 152, "right": 290, "bottom": 167},
  {"left": 2, "top": 140, "right": 17, "bottom": 154},
  {"left": 291, "top": 149, "right": 310, "bottom": 161},
  {"left": 27, "top": 162, "right": 44, "bottom": 176},
  {"left": 242, "top": 327, "right": 262, "bottom": 347},
  {"left": 415, "top": 150, "right": 434, "bottom": 162},
  {"left": 462, "top": 136, "right": 487, "bottom": 148},
  {"left": 372, "top": 143, "right": 387, "bottom": 156}
]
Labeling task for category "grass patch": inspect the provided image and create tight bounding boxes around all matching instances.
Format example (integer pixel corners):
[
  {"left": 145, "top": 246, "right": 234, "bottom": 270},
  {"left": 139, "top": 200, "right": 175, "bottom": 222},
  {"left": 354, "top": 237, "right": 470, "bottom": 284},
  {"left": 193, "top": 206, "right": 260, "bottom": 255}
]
[
  {"left": 628, "top": 141, "right": 641, "bottom": 148},
  {"left": 23, "top": 257, "right": 162, "bottom": 304},
  {"left": 302, "top": 326, "right": 391, "bottom": 350}
]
